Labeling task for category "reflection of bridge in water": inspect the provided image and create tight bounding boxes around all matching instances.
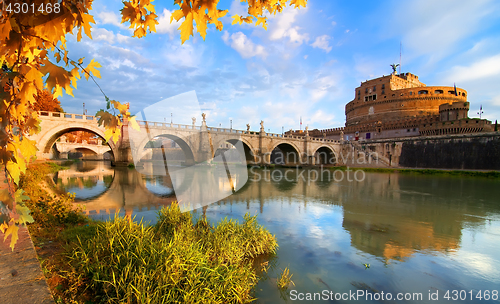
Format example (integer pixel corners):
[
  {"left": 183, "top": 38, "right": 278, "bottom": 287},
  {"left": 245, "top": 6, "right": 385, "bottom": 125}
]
[{"left": 51, "top": 161, "right": 242, "bottom": 218}]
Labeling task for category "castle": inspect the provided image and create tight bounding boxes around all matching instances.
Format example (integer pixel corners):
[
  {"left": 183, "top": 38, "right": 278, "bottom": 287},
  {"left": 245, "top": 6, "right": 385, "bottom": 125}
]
[{"left": 289, "top": 72, "right": 494, "bottom": 140}]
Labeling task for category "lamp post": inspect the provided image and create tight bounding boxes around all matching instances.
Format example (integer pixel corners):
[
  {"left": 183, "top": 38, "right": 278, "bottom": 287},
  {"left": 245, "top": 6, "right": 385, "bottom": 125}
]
[
  {"left": 83, "top": 102, "right": 85, "bottom": 115},
  {"left": 171, "top": 113, "right": 173, "bottom": 124},
  {"left": 282, "top": 126, "right": 284, "bottom": 136},
  {"left": 230, "top": 119, "right": 232, "bottom": 130}
]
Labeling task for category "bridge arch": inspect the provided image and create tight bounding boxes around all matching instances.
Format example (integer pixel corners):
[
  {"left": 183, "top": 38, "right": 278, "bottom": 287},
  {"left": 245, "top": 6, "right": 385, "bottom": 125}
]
[
  {"left": 37, "top": 124, "right": 118, "bottom": 160},
  {"left": 313, "top": 145, "right": 337, "bottom": 165},
  {"left": 213, "top": 137, "right": 258, "bottom": 164},
  {"left": 270, "top": 142, "right": 302, "bottom": 166},
  {"left": 133, "top": 132, "right": 196, "bottom": 165}
]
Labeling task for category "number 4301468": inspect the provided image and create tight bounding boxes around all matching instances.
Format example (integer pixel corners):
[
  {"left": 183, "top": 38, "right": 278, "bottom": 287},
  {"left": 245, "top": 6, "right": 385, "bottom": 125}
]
[
  {"left": 443, "top": 290, "right": 498, "bottom": 301},
  {"left": 3, "top": 2, "right": 61, "bottom": 14}
]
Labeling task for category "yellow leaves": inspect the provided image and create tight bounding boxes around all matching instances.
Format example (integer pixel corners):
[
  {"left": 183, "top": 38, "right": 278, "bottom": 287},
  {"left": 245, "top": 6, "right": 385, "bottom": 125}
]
[
  {"left": 178, "top": 11, "right": 194, "bottom": 44},
  {"left": 6, "top": 160, "right": 22, "bottom": 185},
  {"left": 290, "top": 0, "right": 307, "bottom": 8},
  {"left": 2, "top": 222, "right": 19, "bottom": 252},
  {"left": 122, "top": 1, "right": 158, "bottom": 38},
  {"left": 0, "top": 17, "right": 13, "bottom": 41},
  {"left": 104, "top": 127, "right": 121, "bottom": 145},
  {"left": 129, "top": 116, "right": 140, "bottom": 131},
  {"left": 81, "top": 13, "right": 95, "bottom": 39},
  {"left": 97, "top": 99, "right": 141, "bottom": 144},
  {"left": 40, "top": 60, "right": 77, "bottom": 98},
  {"left": 171, "top": 9, "right": 185, "bottom": 23},
  {"left": 84, "top": 59, "right": 101, "bottom": 80},
  {"left": 232, "top": 15, "right": 243, "bottom": 25},
  {"left": 193, "top": 11, "right": 209, "bottom": 40},
  {"left": 5, "top": 136, "right": 36, "bottom": 185},
  {"left": 255, "top": 17, "right": 268, "bottom": 30}
]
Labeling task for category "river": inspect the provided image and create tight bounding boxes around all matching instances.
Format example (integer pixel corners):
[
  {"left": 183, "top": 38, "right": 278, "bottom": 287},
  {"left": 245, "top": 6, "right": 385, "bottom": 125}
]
[{"left": 51, "top": 161, "right": 500, "bottom": 303}]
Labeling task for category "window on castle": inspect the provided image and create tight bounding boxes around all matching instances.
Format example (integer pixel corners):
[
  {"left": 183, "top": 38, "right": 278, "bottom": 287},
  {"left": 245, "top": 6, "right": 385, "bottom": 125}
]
[
  {"left": 373, "top": 86, "right": 376, "bottom": 91},
  {"left": 434, "top": 90, "right": 443, "bottom": 94},
  {"left": 462, "top": 92, "right": 466, "bottom": 97},
  {"left": 409, "top": 91, "right": 413, "bottom": 95},
  {"left": 418, "top": 90, "right": 428, "bottom": 95},
  {"left": 448, "top": 90, "right": 455, "bottom": 94},
  {"left": 382, "top": 84, "right": 385, "bottom": 89}
]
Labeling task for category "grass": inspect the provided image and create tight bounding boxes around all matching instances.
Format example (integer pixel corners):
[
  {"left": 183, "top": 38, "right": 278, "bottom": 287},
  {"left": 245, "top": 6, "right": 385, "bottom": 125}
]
[
  {"left": 277, "top": 267, "right": 294, "bottom": 290},
  {"left": 19, "top": 163, "right": 280, "bottom": 304}
]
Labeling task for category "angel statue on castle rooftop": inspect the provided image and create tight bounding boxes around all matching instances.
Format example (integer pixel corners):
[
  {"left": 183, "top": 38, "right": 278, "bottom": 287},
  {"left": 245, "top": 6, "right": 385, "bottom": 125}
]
[{"left": 390, "top": 63, "right": 400, "bottom": 74}]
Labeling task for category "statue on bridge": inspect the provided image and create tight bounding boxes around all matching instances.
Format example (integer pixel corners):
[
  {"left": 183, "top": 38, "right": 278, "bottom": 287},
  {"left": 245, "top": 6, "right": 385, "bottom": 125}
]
[
  {"left": 340, "top": 130, "right": 344, "bottom": 141},
  {"left": 192, "top": 117, "right": 196, "bottom": 127},
  {"left": 246, "top": 124, "right": 250, "bottom": 133},
  {"left": 202, "top": 113, "right": 206, "bottom": 122},
  {"left": 260, "top": 120, "right": 264, "bottom": 132},
  {"left": 305, "top": 126, "right": 309, "bottom": 136}
]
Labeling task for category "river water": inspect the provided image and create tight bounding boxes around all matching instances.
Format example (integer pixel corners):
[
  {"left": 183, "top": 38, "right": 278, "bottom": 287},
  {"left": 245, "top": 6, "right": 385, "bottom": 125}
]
[{"left": 52, "top": 161, "right": 500, "bottom": 303}]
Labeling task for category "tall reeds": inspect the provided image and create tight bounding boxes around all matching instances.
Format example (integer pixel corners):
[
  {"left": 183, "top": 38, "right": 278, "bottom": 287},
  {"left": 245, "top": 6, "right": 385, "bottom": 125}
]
[{"left": 66, "top": 203, "right": 278, "bottom": 303}]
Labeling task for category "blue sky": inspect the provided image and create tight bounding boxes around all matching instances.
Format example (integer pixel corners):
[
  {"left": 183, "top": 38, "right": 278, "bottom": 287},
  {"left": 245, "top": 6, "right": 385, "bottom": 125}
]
[{"left": 58, "top": 0, "right": 500, "bottom": 133}]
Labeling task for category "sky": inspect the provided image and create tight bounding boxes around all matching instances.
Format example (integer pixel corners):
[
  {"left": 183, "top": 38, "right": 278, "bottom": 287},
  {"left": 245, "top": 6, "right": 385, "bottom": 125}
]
[{"left": 58, "top": 0, "right": 500, "bottom": 133}]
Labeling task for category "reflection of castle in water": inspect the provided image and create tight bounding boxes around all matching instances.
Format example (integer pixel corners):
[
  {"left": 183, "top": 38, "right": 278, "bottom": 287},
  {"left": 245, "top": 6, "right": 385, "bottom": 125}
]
[{"left": 217, "top": 169, "right": 495, "bottom": 263}]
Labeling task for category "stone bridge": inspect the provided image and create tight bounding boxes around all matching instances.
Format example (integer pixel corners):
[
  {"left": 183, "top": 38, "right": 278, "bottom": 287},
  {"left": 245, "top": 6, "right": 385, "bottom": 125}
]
[
  {"left": 55, "top": 140, "right": 112, "bottom": 159},
  {"left": 31, "top": 111, "right": 343, "bottom": 166}
]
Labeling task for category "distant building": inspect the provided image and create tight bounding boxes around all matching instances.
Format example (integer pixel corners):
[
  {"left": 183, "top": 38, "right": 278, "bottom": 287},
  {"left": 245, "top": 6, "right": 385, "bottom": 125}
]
[{"left": 287, "top": 72, "right": 493, "bottom": 140}]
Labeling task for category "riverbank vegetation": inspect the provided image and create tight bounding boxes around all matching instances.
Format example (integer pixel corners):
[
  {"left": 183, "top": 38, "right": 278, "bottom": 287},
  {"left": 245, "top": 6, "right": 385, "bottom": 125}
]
[
  {"left": 20, "top": 163, "right": 279, "bottom": 303},
  {"left": 333, "top": 166, "right": 500, "bottom": 178}
]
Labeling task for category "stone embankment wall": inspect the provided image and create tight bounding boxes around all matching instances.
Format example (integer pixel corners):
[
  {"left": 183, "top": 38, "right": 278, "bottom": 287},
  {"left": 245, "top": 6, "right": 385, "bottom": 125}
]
[{"left": 359, "top": 132, "right": 500, "bottom": 170}]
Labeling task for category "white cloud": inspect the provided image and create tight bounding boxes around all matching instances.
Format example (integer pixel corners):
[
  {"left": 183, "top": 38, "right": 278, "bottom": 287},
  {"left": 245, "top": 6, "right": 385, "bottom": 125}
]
[
  {"left": 392, "top": 0, "right": 497, "bottom": 62},
  {"left": 96, "top": 11, "right": 130, "bottom": 31},
  {"left": 165, "top": 43, "right": 202, "bottom": 67},
  {"left": 91, "top": 28, "right": 115, "bottom": 43},
  {"left": 445, "top": 54, "right": 500, "bottom": 83},
  {"left": 229, "top": 0, "right": 248, "bottom": 17},
  {"left": 221, "top": 31, "right": 230, "bottom": 43},
  {"left": 223, "top": 32, "right": 267, "bottom": 59},
  {"left": 311, "top": 35, "right": 332, "bottom": 53},
  {"left": 156, "top": 8, "right": 181, "bottom": 38},
  {"left": 268, "top": 6, "right": 309, "bottom": 45}
]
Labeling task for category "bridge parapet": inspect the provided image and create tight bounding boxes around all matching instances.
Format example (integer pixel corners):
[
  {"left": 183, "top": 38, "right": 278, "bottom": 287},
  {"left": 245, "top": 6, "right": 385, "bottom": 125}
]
[{"left": 38, "top": 111, "right": 97, "bottom": 121}]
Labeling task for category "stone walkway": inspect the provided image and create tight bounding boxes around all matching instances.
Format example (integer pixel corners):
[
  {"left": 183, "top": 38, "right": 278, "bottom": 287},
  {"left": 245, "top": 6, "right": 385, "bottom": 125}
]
[{"left": 0, "top": 227, "right": 54, "bottom": 304}]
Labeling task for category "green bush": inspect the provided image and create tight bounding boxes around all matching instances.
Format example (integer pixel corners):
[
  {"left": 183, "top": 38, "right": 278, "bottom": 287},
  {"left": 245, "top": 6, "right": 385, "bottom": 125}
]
[{"left": 66, "top": 203, "right": 278, "bottom": 303}]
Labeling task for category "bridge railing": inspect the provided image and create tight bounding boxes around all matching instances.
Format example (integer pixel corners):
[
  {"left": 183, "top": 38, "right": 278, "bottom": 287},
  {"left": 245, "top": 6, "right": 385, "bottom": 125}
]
[
  {"left": 38, "top": 111, "right": 341, "bottom": 143},
  {"left": 38, "top": 111, "right": 97, "bottom": 121}
]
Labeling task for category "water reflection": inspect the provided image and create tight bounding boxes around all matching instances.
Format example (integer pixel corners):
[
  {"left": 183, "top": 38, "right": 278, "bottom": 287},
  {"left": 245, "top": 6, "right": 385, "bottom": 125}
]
[{"left": 52, "top": 163, "right": 500, "bottom": 303}]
